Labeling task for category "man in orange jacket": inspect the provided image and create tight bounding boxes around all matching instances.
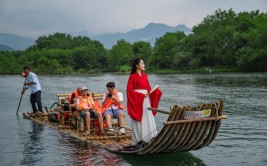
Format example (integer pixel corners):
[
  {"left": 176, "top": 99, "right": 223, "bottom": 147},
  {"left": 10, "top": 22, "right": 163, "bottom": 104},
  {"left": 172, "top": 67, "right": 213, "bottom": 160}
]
[{"left": 102, "top": 82, "right": 126, "bottom": 136}]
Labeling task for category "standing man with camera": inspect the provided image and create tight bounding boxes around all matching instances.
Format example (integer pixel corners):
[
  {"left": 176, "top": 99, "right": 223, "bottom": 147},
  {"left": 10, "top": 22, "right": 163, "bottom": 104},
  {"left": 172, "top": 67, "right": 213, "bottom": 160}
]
[{"left": 101, "top": 82, "right": 126, "bottom": 135}]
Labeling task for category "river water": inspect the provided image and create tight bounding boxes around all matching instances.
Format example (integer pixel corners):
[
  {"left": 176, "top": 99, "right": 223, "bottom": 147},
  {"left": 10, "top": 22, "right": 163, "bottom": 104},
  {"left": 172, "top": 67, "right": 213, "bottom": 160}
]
[{"left": 0, "top": 73, "right": 266, "bottom": 166}]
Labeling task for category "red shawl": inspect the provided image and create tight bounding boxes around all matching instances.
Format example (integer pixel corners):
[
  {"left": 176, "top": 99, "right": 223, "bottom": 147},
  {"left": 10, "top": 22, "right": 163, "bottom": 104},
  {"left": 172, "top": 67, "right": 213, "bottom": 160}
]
[{"left": 127, "top": 72, "right": 162, "bottom": 122}]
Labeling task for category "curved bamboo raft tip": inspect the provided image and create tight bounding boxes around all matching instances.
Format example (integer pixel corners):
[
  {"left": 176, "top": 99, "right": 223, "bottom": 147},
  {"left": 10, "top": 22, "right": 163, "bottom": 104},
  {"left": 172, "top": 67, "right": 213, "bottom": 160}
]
[
  {"left": 23, "top": 99, "right": 227, "bottom": 155},
  {"left": 117, "top": 100, "right": 227, "bottom": 155}
]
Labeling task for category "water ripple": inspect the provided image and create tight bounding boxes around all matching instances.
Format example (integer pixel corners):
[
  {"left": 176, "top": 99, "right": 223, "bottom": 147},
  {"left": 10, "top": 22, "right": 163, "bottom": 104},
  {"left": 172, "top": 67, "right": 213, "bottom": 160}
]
[{"left": 0, "top": 73, "right": 266, "bottom": 166}]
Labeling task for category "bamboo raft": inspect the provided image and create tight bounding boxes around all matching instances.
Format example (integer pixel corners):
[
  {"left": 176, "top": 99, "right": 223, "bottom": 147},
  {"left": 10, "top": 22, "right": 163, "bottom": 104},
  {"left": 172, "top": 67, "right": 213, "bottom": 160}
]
[
  {"left": 118, "top": 100, "right": 227, "bottom": 155},
  {"left": 23, "top": 96, "right": 227, "bottom": 155}
]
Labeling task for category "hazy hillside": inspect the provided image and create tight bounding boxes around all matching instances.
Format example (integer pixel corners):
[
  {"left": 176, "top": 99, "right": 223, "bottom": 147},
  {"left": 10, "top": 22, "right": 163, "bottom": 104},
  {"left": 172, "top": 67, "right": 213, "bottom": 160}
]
[
  {"left": 0, "top": 44, "right": 13, "bottom": 51},
  {"left": 0, "top": 23, "right": 191, "bottom": 50},
  {"left": 91, "top": 23, "right": 191, "bottom": 48},
  {"left": 0, "top": 33, "right": 35, "bottom": 50}
]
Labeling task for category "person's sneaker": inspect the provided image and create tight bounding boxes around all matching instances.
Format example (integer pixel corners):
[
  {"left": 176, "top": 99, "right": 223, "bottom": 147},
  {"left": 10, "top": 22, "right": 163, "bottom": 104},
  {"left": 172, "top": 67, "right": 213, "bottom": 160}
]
[
  {"left": 106, "top": 128, "right": 116, "bottom": 136},
  {"left": 118, "top": 127, "right": 126, "bottom": 135}
]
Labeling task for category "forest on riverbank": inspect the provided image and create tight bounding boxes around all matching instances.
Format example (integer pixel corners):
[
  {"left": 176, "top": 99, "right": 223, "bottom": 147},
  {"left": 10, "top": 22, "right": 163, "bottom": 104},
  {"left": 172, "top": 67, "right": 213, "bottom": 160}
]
[{"left": 0, "top": 9, "right": 266, "bottom": 74}]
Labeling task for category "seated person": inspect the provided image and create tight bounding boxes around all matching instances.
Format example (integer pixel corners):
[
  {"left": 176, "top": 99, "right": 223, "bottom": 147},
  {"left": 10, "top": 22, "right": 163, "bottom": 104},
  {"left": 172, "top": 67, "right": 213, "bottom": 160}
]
[
  {"left": 69, "top": 87, "right": 82, "bottom": 109},
  {"left": 68, "top": 87, "right": 82, "bottom": 126},
  {"left": 75, "top": 87, "right": 104, "bottom": 136},
  {"left": 102, "top": 82, "right": 126, "bottom": 135}
]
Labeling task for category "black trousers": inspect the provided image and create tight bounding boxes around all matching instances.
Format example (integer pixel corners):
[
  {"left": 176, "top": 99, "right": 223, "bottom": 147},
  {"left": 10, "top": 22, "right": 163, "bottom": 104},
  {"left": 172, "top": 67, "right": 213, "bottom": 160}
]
[{"left": 30, "top": 90, "right": 42, "bottom": 113}]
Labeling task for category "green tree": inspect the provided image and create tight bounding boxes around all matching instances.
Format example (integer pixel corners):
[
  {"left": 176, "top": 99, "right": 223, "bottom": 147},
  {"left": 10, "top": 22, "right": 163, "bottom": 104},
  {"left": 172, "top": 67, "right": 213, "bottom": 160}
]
[
  {"left": 152, "top": 31, "right": 187, "bottom": 68},
  {"left": 132, "top": 41, "right": 152, "bottom": 63},
  {"left": 108, "top": 39, "right": 133, "bottom": 71}
]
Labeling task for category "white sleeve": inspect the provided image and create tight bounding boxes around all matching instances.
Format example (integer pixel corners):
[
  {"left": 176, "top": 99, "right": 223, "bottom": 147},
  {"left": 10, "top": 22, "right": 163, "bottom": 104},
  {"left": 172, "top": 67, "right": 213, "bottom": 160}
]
[
  {"left": 118, "top": 92, "right": 123, "bottom": 101},
  {"left": 32, "top": 74, "right": 38, "bottom": 84}
]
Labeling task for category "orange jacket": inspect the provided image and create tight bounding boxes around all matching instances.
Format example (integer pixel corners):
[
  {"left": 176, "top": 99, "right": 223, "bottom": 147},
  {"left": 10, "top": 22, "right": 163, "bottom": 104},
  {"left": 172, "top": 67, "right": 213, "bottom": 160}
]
[
  {"left": 68, "top": 90, "right": 80, "bottom": 104},
  {"left": 101, "top": 89, "right": 125, "bottom": 112},
  {"left": 93, "top": 99, "right": 102, "bottom": 113},
  {"left": 77, "top": 96, "right": 94, "bottom": 110}
]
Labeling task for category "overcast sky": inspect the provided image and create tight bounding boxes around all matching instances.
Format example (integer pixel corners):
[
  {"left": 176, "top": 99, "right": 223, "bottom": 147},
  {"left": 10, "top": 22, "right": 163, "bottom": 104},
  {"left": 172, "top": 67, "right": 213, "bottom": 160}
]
[{"left": 0, "top": 0, "right": 266, "bottom": 38}]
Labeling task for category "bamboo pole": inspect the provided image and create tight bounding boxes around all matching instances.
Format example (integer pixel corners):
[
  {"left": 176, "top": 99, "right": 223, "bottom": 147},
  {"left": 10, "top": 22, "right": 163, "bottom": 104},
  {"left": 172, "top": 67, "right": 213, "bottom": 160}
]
[
  {"left": 56, "top": 94, "right": 70, "bottom": 97},
  {"left": 16, "top": 77, "right": 27, "bottom": 115},
  {"left": 56, "top": 94, "right": 103, "bottom": 103},
  {"left": 56, "top": 93, "right": 103, "bottom": 97},
  {"left": 163, "top": 115, "right": 228, "bottom": 125},
  {"left": 29, "top": 113, "right": 49, "bottom": 117},
  {"left": 147, "top": 107, "right": 170, "bottom": 114},
  {"left": 58, "top": 126, "right": 75, "bottom": 129}
]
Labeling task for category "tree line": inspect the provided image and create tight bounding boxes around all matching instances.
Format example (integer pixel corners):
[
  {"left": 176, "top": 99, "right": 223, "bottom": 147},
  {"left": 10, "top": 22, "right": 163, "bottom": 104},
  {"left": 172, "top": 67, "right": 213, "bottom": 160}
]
[{"left": 0, "top": 9, "right": 266, "bottom": 74}]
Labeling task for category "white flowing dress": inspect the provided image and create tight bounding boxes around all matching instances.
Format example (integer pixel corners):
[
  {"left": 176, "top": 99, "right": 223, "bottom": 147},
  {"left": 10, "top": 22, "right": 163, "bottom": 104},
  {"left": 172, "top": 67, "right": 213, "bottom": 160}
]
[{"left": 131, "top": 89, "right": 157, "bottom": 143}]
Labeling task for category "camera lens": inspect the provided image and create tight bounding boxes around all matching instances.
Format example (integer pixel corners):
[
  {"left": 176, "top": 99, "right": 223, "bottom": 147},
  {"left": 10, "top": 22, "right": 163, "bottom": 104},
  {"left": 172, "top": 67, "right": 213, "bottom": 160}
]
[{"left": 108, "top": 93, "right": 112, "bottom": 98}]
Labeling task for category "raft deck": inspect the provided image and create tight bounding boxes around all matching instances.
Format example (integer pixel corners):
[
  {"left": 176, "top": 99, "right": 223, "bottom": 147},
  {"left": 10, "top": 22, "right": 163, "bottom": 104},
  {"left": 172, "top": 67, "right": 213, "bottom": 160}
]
[{"left": 24, "top": 113, "right": 133, "bottom": 153}]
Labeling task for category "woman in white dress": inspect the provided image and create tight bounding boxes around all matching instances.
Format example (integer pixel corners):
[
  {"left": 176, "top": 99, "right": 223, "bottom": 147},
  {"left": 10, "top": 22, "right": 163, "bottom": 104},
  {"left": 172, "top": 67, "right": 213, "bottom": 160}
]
[{"left": 127, "top": 58, "right": 162, "bottom": 143}]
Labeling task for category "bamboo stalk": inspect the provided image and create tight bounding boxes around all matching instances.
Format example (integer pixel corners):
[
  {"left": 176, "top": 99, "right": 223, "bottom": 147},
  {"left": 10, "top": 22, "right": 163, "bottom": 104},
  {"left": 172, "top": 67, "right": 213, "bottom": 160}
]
[
  {"left": 56, "top": 94, "right": 69, "bottom": 97},
  {"left": 87, "top": 135, "right": 131, "bottom": 140},
  {"left": 29, "top": 113, "right": 49, "bottom": 117},
  {"left": 91, "top": 93, "right": 104, "bottom": 97},
  {"left": 163, "top": 115, "right": 228, "bottom": 125},
  {"left": 147, "top": 107, "right": 170, "bottom": 114},
  {"left": 56, "top": 93, "right": 103, "bottom": 97},
  {"left": 16, "top": 77, "right": 27, "bottom": 115},
  {"left": 58, "top": 126, "right": 75, "bottom": 129},
  {"left": 56, "top": 94, "right": 103, "bottom": 103}
]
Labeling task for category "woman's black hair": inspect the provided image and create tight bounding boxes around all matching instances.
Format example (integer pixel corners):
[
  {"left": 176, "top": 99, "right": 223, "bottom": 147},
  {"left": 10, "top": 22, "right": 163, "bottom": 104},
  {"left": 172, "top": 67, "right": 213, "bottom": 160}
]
[{"left": 130, "top": 58, "right": 142, "bottom": 75}]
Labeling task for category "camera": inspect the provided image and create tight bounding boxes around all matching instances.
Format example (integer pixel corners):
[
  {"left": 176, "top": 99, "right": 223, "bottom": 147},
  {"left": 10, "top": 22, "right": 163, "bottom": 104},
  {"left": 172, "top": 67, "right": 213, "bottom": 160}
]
[{"left": 107, "top": 93, "right": 112, "bottom": 98}]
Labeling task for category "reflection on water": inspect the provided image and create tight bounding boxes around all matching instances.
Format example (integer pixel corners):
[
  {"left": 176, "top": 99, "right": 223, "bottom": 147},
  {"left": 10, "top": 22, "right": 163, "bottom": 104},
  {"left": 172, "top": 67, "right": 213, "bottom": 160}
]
[
  {"left": 59, "top": 135, "right": 123, "bottom": 166},
  {"left": 20, "top": 121, "right": 44, "bottom": 165},
  {"left": 123, "top": 152, "right": 205, "bottom": 166},
  {"left": 0, "top": 73, "right": 266, "bottom": 165}
]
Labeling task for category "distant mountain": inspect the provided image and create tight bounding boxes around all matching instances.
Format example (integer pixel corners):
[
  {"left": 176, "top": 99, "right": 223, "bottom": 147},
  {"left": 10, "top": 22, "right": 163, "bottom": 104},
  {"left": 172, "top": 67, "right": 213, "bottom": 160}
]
[
  {"left": 91, "top": 23, "right": 191, "bottom": 49},
  {"left": 0, "top": 23, "right": 191, "bottom": 50},
  {"left": 0, "top": 33, "right": 35, "bottom": 50},
  {"left": 0, "top": 44, "right": 13, "bottom": 51}
]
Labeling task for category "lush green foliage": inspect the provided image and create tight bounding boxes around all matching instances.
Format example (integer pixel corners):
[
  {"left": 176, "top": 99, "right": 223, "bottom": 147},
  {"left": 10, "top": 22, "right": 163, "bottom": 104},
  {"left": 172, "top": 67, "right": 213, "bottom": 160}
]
[
  {"left": 188, "top": 9, "right": 267, "bottom": 71},
  {"left": 0, "top": 9, "right": 266, "bottom": 74}
]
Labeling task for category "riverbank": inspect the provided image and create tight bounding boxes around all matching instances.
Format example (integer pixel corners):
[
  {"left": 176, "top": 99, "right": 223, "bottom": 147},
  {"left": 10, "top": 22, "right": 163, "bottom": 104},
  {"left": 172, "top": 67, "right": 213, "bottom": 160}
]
[
  {"left": 0, "top": 67, "right": 246, "bottom": 75},
  {"left": 150, "top": 67, "right": 239, "bottom": 74}
]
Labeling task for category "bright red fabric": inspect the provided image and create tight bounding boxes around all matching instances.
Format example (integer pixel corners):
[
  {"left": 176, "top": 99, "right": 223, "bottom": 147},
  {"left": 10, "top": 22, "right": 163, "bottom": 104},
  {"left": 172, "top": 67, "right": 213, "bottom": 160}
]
[{"left": 127, "top": 72, "right": 162, "bottom": 122}]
